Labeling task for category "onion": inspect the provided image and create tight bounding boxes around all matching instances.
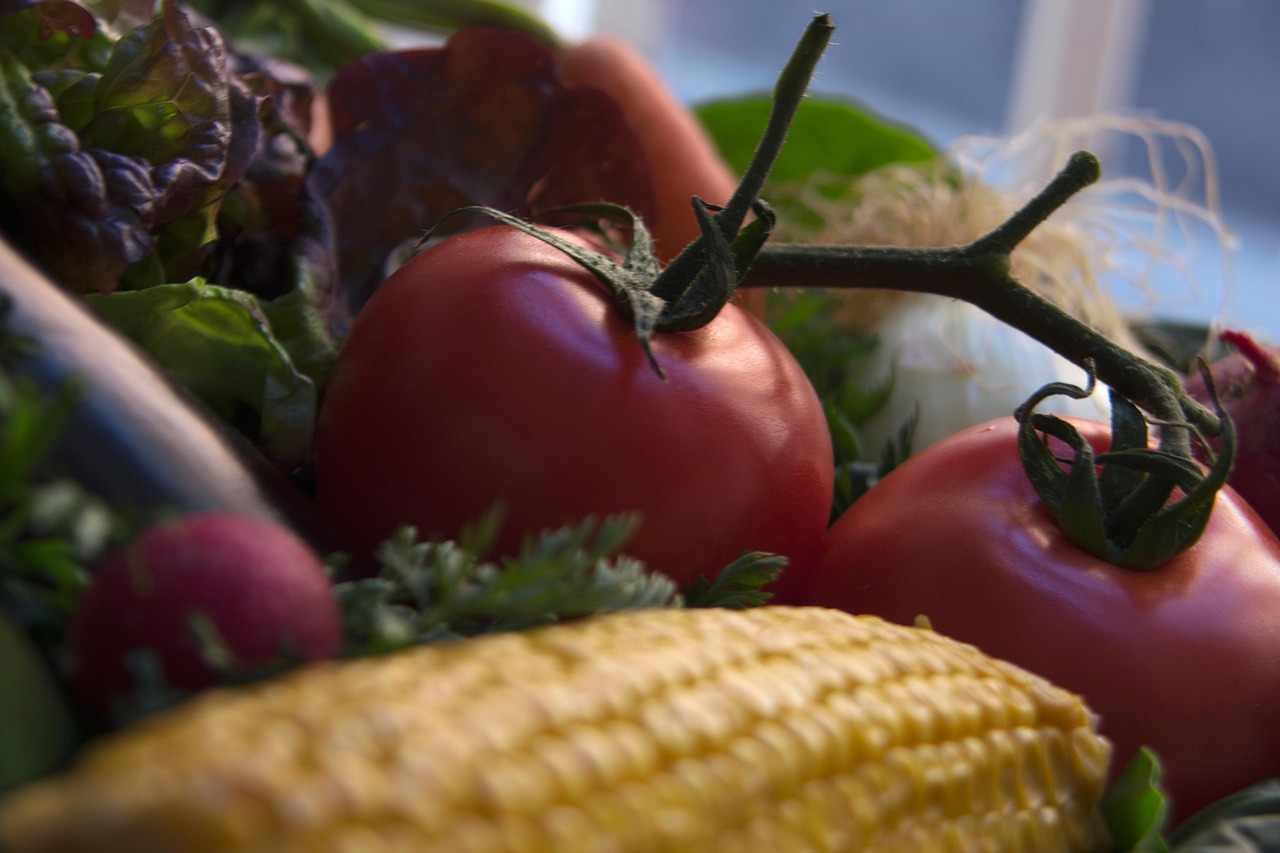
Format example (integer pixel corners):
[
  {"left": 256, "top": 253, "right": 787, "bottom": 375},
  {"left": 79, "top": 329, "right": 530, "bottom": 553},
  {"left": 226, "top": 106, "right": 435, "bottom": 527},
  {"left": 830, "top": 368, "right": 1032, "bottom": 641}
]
[{"left": 848, "top": 294, "right": 1109, "bottom": 455}]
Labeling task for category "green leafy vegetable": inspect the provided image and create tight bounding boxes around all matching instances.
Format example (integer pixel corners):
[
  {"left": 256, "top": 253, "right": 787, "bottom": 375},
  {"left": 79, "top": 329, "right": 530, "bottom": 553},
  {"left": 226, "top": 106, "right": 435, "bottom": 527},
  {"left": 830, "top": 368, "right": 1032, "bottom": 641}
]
[
  {"left": 697, "top": 94, "right": 936, "bottom": 194},
  {"left": 336, "top": 512, "right": 682, "bottom": 654},
  {"left": 0, "top": 0, "right": 112, "bottom": 72},
  {"left": 83, "top": 279, "right": 331, "bottom": 467}
]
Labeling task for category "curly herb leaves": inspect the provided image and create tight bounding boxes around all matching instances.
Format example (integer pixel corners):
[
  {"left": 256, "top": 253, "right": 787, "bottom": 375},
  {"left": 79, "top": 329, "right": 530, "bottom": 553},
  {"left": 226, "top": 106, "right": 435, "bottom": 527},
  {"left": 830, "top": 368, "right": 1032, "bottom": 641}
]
[
  {"left": 336, "top": 509, "right": 784, "bottom": 655},
  {"left": 681, "top": 551, "right": 786, "bottom": 610}
]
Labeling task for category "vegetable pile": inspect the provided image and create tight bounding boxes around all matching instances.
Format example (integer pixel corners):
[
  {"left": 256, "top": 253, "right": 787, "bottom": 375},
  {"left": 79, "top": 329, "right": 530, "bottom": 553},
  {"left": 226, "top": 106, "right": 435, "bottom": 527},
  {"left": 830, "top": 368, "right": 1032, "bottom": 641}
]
[{"left": 1, "top": 1, "right": 1279, "bottom": 850}]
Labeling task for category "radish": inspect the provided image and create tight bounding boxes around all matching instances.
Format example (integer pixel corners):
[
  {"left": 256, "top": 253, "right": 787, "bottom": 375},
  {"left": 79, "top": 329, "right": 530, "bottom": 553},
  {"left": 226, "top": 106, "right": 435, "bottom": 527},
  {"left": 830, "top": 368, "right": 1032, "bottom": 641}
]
[
  {"left": 1185, "top": 329, "right": 1280, "bottom": 536},
  {"left": 67, "top": 513, "right": 341, "bottom": 713}
]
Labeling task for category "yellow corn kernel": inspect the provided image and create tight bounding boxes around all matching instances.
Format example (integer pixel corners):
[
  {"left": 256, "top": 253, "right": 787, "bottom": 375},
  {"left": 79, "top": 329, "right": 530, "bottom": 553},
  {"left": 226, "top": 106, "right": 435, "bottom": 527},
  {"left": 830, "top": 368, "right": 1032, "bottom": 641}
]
[{"left": 0, "top": 606, "right": 1112, "bottom": 852}]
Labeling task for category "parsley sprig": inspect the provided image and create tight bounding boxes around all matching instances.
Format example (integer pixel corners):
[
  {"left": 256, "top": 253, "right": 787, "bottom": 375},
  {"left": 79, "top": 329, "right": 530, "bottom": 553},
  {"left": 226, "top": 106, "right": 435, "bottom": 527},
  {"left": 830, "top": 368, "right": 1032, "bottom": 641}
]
[{"left": 336, "top": 508, "right": 785, "bottom": 656}]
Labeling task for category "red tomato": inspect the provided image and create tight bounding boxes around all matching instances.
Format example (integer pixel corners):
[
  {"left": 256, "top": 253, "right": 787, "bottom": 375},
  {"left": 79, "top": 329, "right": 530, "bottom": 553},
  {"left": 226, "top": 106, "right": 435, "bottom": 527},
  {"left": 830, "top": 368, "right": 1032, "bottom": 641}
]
[
  {"left": 313, "top": 225, "right": 832, "bottom": 587},
  {"left": 790, "top": 416, "right": 1280, "bottom": 823}
]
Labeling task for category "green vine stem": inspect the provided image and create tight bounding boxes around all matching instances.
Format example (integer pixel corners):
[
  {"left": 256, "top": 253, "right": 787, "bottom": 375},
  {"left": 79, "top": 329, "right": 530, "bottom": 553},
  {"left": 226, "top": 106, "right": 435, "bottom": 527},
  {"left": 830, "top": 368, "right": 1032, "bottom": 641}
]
[
  {"left": 415, "top": 13, "right": 1227, "bottom": 567},
  {"left": 650, "top": 13, "right": 834, "bottom": 307},
  {"left": 742, "top": 151, "right": 1236, "bottom": 567},
  {"left": 743, "top": 151, "right": 1219, "bottom": 448}
]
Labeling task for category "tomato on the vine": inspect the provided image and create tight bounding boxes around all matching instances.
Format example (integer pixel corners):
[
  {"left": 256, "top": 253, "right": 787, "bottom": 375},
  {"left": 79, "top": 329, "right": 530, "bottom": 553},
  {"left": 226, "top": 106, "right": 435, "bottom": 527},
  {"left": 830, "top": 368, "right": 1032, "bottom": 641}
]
[
  {"left": 789, "top": 416, "right": 1280, "bottom": 822},
  {"left": 314, "top": 225, "right": 833, "bottom": 587}
]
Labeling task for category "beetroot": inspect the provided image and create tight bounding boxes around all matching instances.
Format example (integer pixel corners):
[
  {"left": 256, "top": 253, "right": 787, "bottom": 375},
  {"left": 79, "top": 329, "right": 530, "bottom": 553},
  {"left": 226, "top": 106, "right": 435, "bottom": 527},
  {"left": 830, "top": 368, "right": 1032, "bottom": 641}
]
[
  {"left": 68, "top": 513, "right": 341, "bottom": 712},
  {"left": 1185, "top": 329, "right": 1280, "bottom": 536}
]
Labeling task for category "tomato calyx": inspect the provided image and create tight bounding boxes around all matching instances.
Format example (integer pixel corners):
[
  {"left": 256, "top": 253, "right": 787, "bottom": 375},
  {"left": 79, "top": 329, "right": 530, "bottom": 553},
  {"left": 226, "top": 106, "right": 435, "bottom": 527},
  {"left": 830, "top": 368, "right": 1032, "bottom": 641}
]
[
  {"left": 1014, "top": 363, "right": 1236, "bottom": 569},
  {"left": 423, "top": 198, "right": 773, "bottom": 377}
]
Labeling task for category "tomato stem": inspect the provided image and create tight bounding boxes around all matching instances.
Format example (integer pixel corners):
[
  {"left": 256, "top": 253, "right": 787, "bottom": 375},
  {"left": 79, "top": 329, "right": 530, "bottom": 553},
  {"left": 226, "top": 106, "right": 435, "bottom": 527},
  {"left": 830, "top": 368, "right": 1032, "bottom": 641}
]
[
  {"left": 745, "top": 152, "right": 1219, "bottom": 446},
  {"left": 648, "top": 13, "right": 834, "bottom": 308},
  {"left": 746, "top": 151, "right": 1237, "bottom": 566}
]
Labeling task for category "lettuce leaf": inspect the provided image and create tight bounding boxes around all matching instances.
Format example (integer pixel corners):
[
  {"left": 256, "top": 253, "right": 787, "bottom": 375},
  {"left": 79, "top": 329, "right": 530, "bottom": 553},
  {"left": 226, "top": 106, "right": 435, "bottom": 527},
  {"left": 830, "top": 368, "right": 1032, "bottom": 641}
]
[
  {"left": 0, "top": 0, "right": 260, "bottom": 293},
  {"left": 698, "top": 94, "right": 937, "bottom": 189},
  {"left": 82, "top": 280, "right": 330, "bottom": 467}
]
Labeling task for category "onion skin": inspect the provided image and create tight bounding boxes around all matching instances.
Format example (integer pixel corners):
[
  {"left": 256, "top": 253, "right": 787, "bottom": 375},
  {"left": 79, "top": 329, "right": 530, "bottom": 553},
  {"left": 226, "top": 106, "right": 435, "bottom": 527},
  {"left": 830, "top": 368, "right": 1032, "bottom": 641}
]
[{"left": 1185, "top": 329, "right": 1280, "bottom": 537}]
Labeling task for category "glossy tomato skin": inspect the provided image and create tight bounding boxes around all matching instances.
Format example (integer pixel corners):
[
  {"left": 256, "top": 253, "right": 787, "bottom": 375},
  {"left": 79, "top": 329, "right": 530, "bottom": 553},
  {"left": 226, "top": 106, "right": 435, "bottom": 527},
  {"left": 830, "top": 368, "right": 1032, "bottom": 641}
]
[
  {"left": 314, "top": 225, "right": 832, "bottom": 587},
  {"left": 791, "top": 416, "right": 1280, "bottom": 823}
]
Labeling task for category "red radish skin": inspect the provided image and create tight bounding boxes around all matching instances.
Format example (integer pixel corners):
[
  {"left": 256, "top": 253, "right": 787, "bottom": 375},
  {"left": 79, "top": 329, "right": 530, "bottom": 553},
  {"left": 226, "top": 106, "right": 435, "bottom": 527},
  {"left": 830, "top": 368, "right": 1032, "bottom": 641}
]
[
  {"left": 68, "top": 513, "right": 341, "bottom": 712},
  {"left": 1186, "top": 329, "right": 1280, "bottom": 536}
]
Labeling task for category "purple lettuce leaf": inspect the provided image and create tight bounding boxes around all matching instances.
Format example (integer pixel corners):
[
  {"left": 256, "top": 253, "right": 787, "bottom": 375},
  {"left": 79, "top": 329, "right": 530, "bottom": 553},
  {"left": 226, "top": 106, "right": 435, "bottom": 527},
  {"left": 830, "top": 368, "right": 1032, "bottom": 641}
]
[
  {"left": 0, "top": 0, "right": 261, "bottom": 293},
  {"left": 309, "top": 26, "right": 658, "bottom": 315}
]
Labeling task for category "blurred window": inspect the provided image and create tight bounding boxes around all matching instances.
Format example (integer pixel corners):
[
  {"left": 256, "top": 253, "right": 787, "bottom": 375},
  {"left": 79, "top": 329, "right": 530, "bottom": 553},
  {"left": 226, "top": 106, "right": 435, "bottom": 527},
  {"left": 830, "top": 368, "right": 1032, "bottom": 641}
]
[{"left": 536, "top": 0, "right": 1279, "bottom": 333}]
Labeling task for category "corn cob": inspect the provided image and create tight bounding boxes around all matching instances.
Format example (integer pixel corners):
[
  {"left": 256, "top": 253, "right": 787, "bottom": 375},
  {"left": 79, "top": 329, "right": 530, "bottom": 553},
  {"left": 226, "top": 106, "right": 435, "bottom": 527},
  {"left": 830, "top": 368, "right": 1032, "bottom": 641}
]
[{"left": 0, "top": 606, "right": 1112, "bottom": 852}]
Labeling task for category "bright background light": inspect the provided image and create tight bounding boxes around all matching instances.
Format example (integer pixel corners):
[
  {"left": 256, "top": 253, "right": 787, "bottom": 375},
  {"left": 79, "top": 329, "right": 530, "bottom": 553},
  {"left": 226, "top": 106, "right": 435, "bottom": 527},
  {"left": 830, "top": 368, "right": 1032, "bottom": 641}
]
[{"left": 539, "top": 0, "right": 1279, "bottom": 342}]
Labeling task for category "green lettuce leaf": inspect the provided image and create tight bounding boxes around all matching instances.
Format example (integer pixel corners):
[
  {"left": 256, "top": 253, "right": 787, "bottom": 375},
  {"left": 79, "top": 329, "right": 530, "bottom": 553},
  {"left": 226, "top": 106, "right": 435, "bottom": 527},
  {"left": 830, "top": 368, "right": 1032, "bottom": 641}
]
[
  {"left": 697, "top": 94, "right": 937, "bottom": 191},
  {"left": 83, "top": 280, "right": 328, "bottom": 467}
]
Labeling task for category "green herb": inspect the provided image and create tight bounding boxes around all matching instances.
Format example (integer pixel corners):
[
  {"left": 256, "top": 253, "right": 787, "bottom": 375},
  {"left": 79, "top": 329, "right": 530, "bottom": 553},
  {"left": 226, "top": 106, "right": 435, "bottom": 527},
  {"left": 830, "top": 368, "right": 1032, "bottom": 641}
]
[
  {"left": 337, "top": 512, "right": 677, "bottom": 653},
  {"left": 337, "top": 508, "right": 785, "bottom": 655},
  {"left": 1103, "top": 749, "right": 1171, "bottom": 853},
  {"left": 681, "top": 551, "right": 785, "bottom": 610},
  {"left": 0, "top": 335, "right": 119, "bottom": 649}
]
